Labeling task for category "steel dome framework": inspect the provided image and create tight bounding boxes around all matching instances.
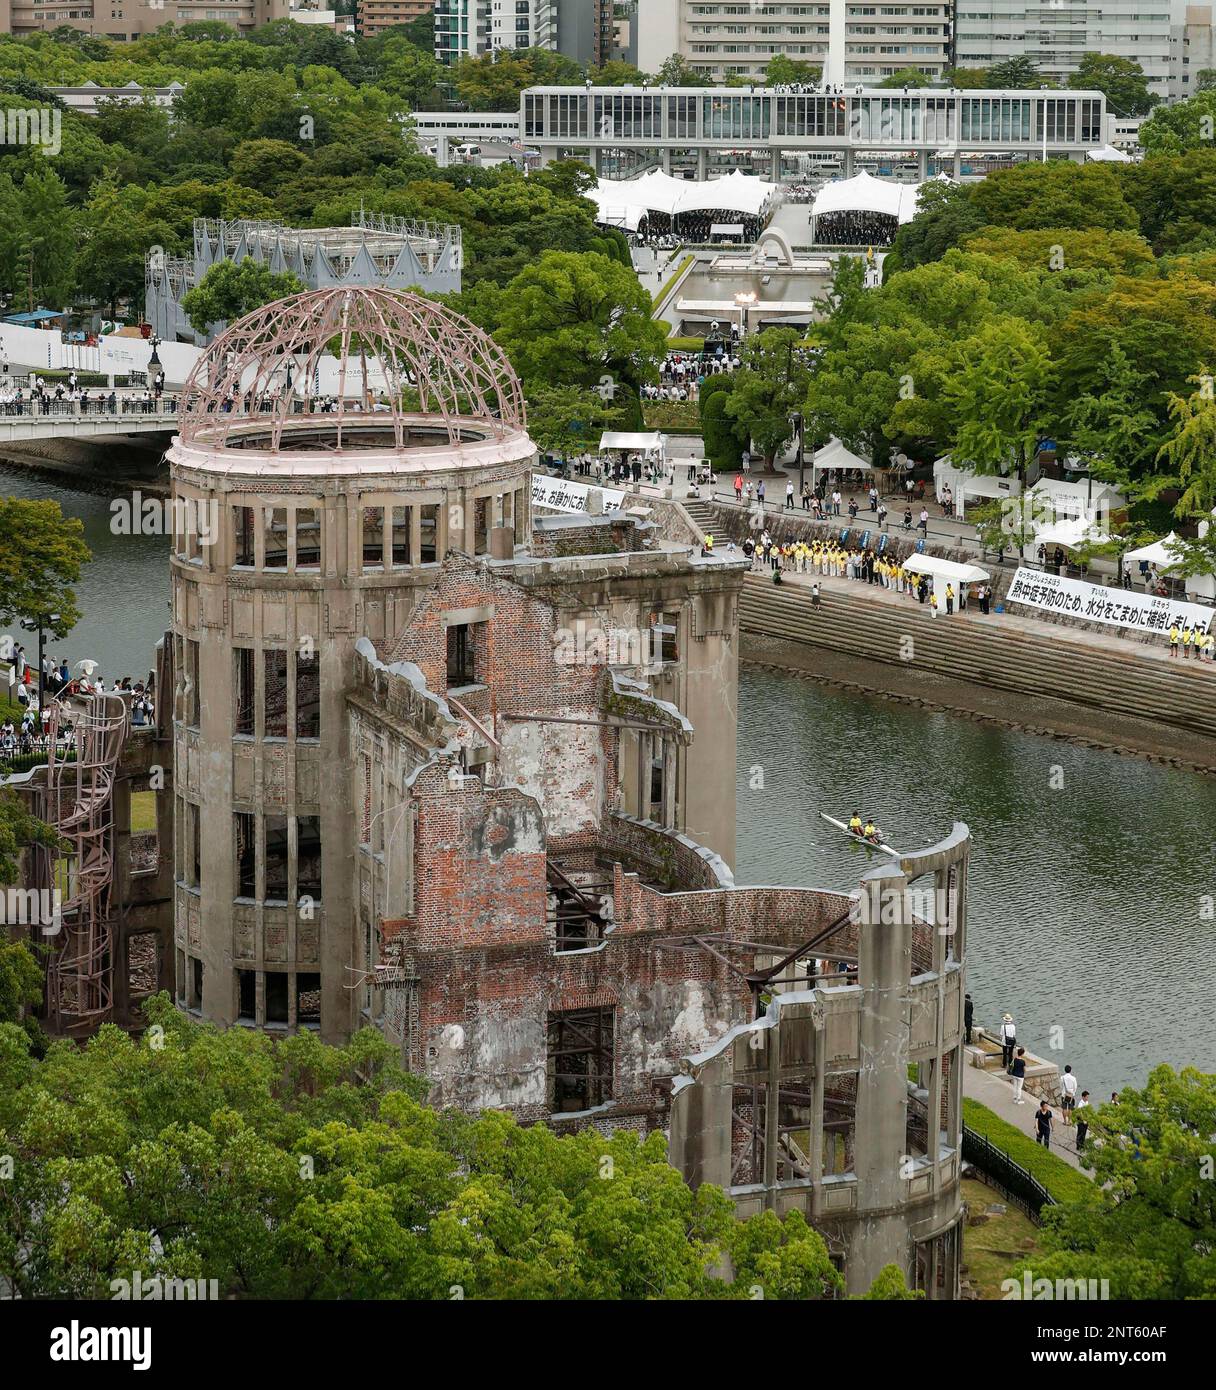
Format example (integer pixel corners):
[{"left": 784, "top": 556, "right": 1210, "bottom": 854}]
[{"left": 179, "top": 286, "right": 526, "bottom": 453}]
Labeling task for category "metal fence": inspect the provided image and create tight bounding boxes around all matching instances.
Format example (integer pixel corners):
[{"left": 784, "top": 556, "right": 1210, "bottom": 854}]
[{"left": 961, "top": 1124, "right": 1057, "bottom": 1220}]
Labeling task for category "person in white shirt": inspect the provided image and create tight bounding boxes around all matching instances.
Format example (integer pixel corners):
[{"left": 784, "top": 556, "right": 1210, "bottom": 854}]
[
  {"left": 1060, "top": 1064, "right": 1078, "bottom": 1125},
  {"left": 1000, "top": 1012, "right": 1017, "bottom": 1068}
]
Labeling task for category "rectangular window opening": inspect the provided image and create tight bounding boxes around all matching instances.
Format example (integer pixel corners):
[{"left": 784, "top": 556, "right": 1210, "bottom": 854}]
[
  {"left": 234, "top": 648, "right": 255, "bottom": 736},
  {"left": 547, "top": 1007, "right": 614, "bottom": 1112},
  {"left": 295, "top": 651, "right": 319, "bottom": 739},
  {"left": 264, "top": 650, "right": 288, "bottom": 739},
  {"left": 264, "top": 507, "right": 288, "bottom": 570},
  {"left": 234, "top": 812, "right": 256, "bottom": 898},
  {"left": 446, "top": 623, "right": 475, "bottom": 688},
  {"left": 265, "top": 816, "right": 289, "bottom": 904},
  {"left": 265, "top": 971, "right": 288, "bottom": 1024}
]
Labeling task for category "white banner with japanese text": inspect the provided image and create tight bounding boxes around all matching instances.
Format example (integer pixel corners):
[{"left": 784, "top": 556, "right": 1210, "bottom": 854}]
[{"left": 1005, "top": 568, "right": 1213, "bottom": 636}]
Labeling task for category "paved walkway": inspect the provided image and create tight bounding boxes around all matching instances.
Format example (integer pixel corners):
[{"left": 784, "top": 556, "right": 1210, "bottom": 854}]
[{"left": 963, "top": 1057, "right": 1091, "bottom": 1173}]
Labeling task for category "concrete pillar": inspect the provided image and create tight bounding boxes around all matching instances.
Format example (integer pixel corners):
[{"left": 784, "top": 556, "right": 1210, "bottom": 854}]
[
  {"left": 848, "top": 861, "right": 912, "bottom": 1292},
  {"left": 918, "top": 148, "right": 929, "bottom": 179},
  {"left": 661, "top": 146, "right": 673, "bottom": 174},
  {"left": 697, "top": 147, "right": 708, "bottom": 180},
  {"left": 952, "top": 149, "right": 962, "bottom": 180},
  {"left": 592, "top": 145, "right": 603, "bottom": 176},
  {"left": 843, "top": 146, "right": 854, "bottom": 178},
  {"left": 770, "top": 147, "right": 781, "bottom": 181}
]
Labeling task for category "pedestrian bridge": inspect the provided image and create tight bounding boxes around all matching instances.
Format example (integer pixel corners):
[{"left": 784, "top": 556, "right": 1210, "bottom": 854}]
[{"left": 0, "top": 401, "right": 179, "bottom": 443}]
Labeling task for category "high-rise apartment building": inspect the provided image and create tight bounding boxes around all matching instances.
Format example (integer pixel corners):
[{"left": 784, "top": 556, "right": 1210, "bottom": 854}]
[
  {"left": 954, "top": 2, "right": 1177, "bottom": 103},
  {"left": 436, "top": 0, "right": 611, "bottom": 66},
  {"left": 0, "top": 0, "right": 288, "bottom": 39},
  {"left": 635, "top": 0, "right": 952, "bottom": 84}
]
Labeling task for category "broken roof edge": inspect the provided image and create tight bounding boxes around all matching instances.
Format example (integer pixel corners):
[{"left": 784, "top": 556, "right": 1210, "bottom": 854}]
[
  {"left": 354, "top": 636, "right": 460, "bottom": 743},
  {"left": 605, "top": 670, "right": 694, "bottom": 738}
]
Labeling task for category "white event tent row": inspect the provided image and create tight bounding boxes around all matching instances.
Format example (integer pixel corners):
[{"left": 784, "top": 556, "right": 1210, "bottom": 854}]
[{"left": 587, "top": 169, "right": 782, "bottom": 232}]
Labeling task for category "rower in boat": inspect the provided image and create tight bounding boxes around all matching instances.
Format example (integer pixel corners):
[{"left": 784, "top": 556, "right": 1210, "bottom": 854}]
[
  {"left": 862, "top": 817, "right": 884, "bottom": 845},
  {"left": 847, "top": 812, "right": 863, "bottom": 836}
]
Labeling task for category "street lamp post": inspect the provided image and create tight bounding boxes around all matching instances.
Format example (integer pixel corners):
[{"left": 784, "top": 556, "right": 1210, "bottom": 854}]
[{"left": 791, "top": 410, "right": 805, "bottom": 494}]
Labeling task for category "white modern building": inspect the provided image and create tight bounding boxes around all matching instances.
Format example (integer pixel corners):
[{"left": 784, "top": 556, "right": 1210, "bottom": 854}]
[
  {"left": 522, "top": 84, "right": 1107, "bottom": 177},
  {"left": 634, "top": 0, "right": 952, "bottom": 84}
]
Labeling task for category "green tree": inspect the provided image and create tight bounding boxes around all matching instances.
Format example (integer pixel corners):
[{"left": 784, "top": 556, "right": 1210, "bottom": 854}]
[
  {"left": 986, "top": 56, "right": 1042, "bottom": 89},
  {"left": 878, "top": 68, "right": 933, "bottom": 89},
  {"left": 1196, "top": 69, "right": 1216, "bottom": 92},
  {"left": 1063, "top": 341, "right": 1163, "bottom": 493},
  {"left": 229, "top": 137, "right": 309, "bottom": 193},
  {"left": 181, "top": 259, "right": 305, "bottom": 335},
  {"left": 700, "top": 373, "right": 746, "bottom": 471},
  {"left": 0, "top": 936, "right": 44, "bottom": 1029},
  {"left": 493, "top": 250, "right": 666, "bottom": 396},
  {"left": 969, "top": 161, "right": 1139, "bottom": 233},
  {"left": 657, "top": 54, "right": 709, "bottom": 87},
  {"left": 1068, "top": 53, "right": 1160, "bottom": 117},
  {"left": 0, "top": 996, "right": 846, "bottom": 1299},
  {"left": 943, "top": 67, "right": 991, "bottom": 89},
  {"left": 891, "top": 180, "right": 984, "bottom": 270},
  {"left": 1138, "top": 89, "right": 1216, "bottom": 155},
  {"left": 1025, "top": 1066, "right": 1216, "bottom": 1299},
  {"left": 1157, "top": 370, "right": 1216, "bottom": 518},
  {"left": 852, "top": 1262, "right": 923, "bottom": 1299},
  {"left": 942, "top": 317, "right": 1055, "bottom": 481},
  {"left": 765, "top": 55, "right": 822, "bottom": 86},
  {"left": 76, "top": 176, "right": 175, "bottom": 319},
  {"left": 0, "top": 497, "right": 90, "bottom": 640},
  {"left": 525, "top": 383, "right": 617, "bottom": 463},
  {"left": 589, "top": 60, "right": 648, "bottom": 87},
  {"left": 723, "top": 327, "right": 811, "bottom": 467},
  {"left": 16, "top": 168, "right": 77, "bottom": 310}
]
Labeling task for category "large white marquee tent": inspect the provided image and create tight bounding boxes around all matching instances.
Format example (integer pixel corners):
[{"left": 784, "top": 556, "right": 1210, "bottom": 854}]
[
  {"left": 588, "top": 169, "right": 782, "bottom": 230},
  {"left": 810, "top": 171, "right": 923, "bottom": 234}
]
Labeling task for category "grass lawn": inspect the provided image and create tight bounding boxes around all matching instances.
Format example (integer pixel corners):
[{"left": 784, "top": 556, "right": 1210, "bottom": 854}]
[
  {"left": 960, "top": 1177, "right": 1040, "bottom": 1299},
  {"left": 130, "top": 790, "right": 157, "bottom": 833},
  {"left": 963, "top": 1097, "right": 1095, "bottom": 1204}
]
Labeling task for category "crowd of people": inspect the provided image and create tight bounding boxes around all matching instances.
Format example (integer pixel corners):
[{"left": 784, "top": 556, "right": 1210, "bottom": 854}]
[
  {"left": 6, "top": 644, "right": 156, "bottom": 730},
  {"left": 992, "top": 1008, "right": 1092, "bottom": 1153},
  {"left": 0, "top": 369, "right": 168, "bottom": 416},
  {"left": 814, "top": 209, "right": 899, "bottom": 246}
]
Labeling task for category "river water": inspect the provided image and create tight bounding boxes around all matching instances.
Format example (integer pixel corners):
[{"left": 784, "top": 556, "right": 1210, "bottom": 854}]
[
  {"left": 5, "top": 467, "right": 1211, "bottom": 1096},
  {"left": 737, "top": 665, "right": 1216, "bottom": 1099},
  {"left": 1, "top": 465, "right": 171, "bottom": 682}
]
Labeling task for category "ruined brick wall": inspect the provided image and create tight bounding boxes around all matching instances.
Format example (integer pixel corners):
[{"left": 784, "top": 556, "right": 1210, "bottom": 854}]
[{"left": 407, "top": 926, "right": 752, "bottom": 1120}]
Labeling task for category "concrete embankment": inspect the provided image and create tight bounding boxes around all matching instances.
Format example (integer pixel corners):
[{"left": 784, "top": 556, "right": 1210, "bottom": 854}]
[{"left": 670, "top": 497, "right": 1216, "bottom": 770}]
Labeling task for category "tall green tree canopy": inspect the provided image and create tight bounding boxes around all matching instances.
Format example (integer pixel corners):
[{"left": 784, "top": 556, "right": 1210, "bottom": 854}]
[
  {"left": 0, "top": 996, "right": 866, "bottom": 1300},
  {"left": 0, "top": 497, "right": 89, "bottom": 638}
]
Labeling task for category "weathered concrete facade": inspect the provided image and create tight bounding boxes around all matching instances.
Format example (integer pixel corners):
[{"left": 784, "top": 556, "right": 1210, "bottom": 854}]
[{"left": 667, "top": 825, "right": 970, "bottom": 1297}]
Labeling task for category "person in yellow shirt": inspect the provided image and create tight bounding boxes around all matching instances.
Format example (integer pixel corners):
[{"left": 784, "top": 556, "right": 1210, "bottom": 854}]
[{"left": 1168, "top": 624, "right": 1180, "bottom": 657}]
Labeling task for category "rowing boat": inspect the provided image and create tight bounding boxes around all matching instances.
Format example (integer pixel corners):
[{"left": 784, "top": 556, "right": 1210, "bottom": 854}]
[{"left": 818, "top": 811, "right": 901, "bottom": 858}]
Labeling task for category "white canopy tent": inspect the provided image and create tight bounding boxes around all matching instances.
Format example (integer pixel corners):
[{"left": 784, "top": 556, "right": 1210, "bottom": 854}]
[
  {"left": 810, "top": 172, "right": 922, "bottom": 240},
  {"left": 811, "top": 437, "right": 872, "bottom": 485},
  {"left": 901, "top": 553, "right": 989, "bottom": 609},
  {"left": 588, "top": 169, "right": 782, "bottom": 229},
  {"left": 933, "top": 455, "right": 1022, "bottom": 517},
  {"left": 1123, "top": 532, "right": 1186, "bottom": 570},
  {"left": 599, "top": 430, "right": 665, "bottom": 455},
  {"left": 1033, "top": 516, "right": 1104, "bottom": 551},
  {"left": 1086, "top": 144, "right": 1133, "bottom": 164},
  {"left": 1027, "top": 476, "right": 1127, "bottom": 521}
]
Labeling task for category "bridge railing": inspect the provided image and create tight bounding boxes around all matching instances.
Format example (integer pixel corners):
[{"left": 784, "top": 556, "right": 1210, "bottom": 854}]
[{"left": 0, "top": 396, "right": 179, "bottom": 419}]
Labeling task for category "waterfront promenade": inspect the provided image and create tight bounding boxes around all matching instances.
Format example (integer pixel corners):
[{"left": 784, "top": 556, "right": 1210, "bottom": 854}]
[{"left": 963, "top": 1063, "right": 1090, "bottom": 1174}]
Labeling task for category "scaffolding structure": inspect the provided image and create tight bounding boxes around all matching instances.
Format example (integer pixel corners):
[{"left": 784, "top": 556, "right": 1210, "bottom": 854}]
[
  {"left": 145, "top": 211, "right": 464, "bottom": 345},
  {"left": 31, "top": 693, "right": 129, "bottom": 1036}
]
